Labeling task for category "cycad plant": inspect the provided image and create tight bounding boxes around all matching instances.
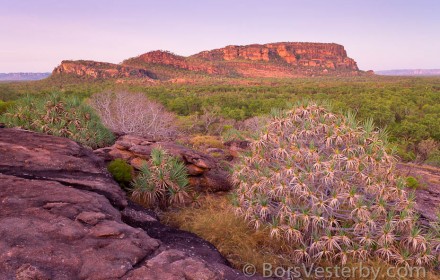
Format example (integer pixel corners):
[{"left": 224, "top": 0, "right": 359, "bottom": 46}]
[
  {"left": 231, "top": 102, "right": 439, "bottom": 267},
  {"left": 0, "top": 93, "right": 114, "bottom": 149},
  {"left": 131, "top": 148, "right": 191, "bottom": 209}
]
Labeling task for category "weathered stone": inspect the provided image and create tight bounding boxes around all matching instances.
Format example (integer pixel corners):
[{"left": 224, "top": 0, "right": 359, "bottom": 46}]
[
  {"left": 187, "top": 164, "right": 206, "bottom": 175},
  {"left": 0, "top": 128, "right": 259, "bottom": 279},
  {"left": 224, "top": 140, "right": 251, "bottom": 158},
  {"left": 130, "top": 157, "right": 146, "bottom": 170},
  {"left": 0, "top": 128, "right": 126, "bottom": 208},
  {"left": 53, "top": 60, "right": 156, "bottom": 79},
  {"left": 123, "top": 250, "right": 222, "bottom": 280},
  {"left": 397, "top": 163, "right": 440, "bottom": 222},
  {"left": 95, "top": 134, "right": 233, "bottom": 192},
  {"left": 76, "top": 211, "right": 107, "bottom": 225},
  {"left": 120, "top": 42, "right": 361, "bottom": 79},
  {"left": 0, "top": 173, "right": 159, "bottom": 279},
  {"left": 16, "top": 264, "right": 49, "bottom": 280}
]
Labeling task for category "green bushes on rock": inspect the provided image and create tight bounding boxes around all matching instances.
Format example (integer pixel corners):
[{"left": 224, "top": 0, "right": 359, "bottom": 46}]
[
  {"left": 231, "top": 102, "right": 439, "bottom": 267},
  {"left": 107, "top": 159, "right": 133, "bottom": 189},
  {"left": 0, "top": 93, "right": 114, "bottom": 149},
  {"left": 131, "top": 148, "right": 190, "bottom": 209}
]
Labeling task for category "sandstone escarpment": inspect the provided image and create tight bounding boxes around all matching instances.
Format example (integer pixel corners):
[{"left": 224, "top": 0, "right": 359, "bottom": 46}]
[
  {"left": 193, "top": 42, "right": 358, "bottom": 71},
  {"left": 123, "top": 42, "right": 359, "bottom": 79},
  {"left": 123, "top": 51, "right": 228, "bottom": 76},
  {"left": 53, "top": 60, "right": 156, "bottom": 79},
  {"left": 51, "top": 42, "right": 362, "bottom": 81},
  {"left": 0, "top": 128, "right": 257, "bottom": 279}
]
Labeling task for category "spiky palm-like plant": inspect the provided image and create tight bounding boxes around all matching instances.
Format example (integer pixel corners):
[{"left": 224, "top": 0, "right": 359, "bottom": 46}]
[
  {"left": 231, "top": 102, "right": 439, "bottom": 266},
  {"left": 131, "top": 148, "right": 190, "bottom": 209},
  {"left": 0, "top": 93, "right": 114, "bottom": 149}
]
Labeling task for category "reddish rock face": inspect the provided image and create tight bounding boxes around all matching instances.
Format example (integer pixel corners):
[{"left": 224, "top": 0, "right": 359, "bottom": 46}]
[
  {"left": 124, "top": 42, "right": 359, "bottom": 78},
  {"left": 194, "top": 42, "right": 359, "bottom": 71},
  {"left": 51, "top": 42, "right": 361, "bottom": 80},
  {"left": 53, "top": 60, "right": 156, "bottom": 79},
  {"left": 124, "top": 51, "right": 228, "bottom": 75}
]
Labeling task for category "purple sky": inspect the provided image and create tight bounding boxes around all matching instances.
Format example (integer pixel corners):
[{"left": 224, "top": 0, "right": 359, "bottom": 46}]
[{"left": 1, "top": 0, "right": 439, "bottom": 72}]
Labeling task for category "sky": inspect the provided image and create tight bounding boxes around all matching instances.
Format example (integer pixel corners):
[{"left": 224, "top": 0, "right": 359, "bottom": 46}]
[{"left": 1, "top": 0, "right": 439, "bottom": 72}]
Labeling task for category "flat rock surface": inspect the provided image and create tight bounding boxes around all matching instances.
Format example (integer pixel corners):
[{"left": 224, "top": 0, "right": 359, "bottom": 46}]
[
  {"left": 397, "top": 163, "right": 440, "bottom": 222},
  {"left": 0, "top": 128, "right": 260, "bottom": 279},
  {"left": 0, "top": 128, "right": 126, "bottom": 208}
]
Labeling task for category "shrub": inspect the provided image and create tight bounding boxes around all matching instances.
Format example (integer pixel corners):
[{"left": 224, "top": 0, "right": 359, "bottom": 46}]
[
  {"left": 236, "top": 115, "right": 269, "bottom": 136},
  {"left": 0, "top": 93, "right": 114, "bottom": 149},
  {"left": 164, "top": 195, "right": 440, "bottom": 279},
  {"left": 405, "top": 176, "right": 420, "bottom": 189},
  {"left": 231, "top": 102, "right": 438, "bottom": 267},
  {"left": 131, "top": 148, "right": 190, "bottom": 209},
  {"left": 417, "top": 139, "right": 440, "bottom": 162},
  {"left": 163, "top": 195, "right": 291, "bottom": 272},
  {"left": 189, "top": 135, "right": 224, "bottom": 149},
  {"left": 221, "top": 127, "right": 246, "bottom": 142},
  {"left": 396, "top": 147, "right": 416, "bottom": 162},
  {"left": 107, "top": 159, "right": 133, "bottom": 189},
  {"left": 89, "top": 91, "right": 178, "bottom": 140},
  {"left": 426, "top": 151, "right": 440, "bottom": 167},
  {"left": 0, "top": 100, "right": 14, "bottom": 115}
]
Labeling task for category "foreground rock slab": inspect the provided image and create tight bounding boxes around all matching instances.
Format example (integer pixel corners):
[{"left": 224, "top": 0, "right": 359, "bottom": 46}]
[
  {"left": 397, "top": 163, "right": 440, "bottom": 222},
  {"left": 0, "top": 128, "right": 126, "bottom": 208},
  {"left": 0, "top": 173, "right": 159, "bottom": 279},
  {"left": 0, "top": 128, "right": 258, "bottom": 279}
]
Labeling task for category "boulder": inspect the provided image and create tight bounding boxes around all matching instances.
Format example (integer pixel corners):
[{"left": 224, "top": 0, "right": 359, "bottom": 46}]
[
  {"left": 95, "top": 135, "right": 232, "bottom": 192},
  {"left": 0, "top": 128, "right": 261, "bottom": 279}
]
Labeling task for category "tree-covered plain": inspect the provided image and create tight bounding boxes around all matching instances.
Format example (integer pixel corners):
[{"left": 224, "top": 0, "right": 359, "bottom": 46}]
[{"left": 1, "top": 75, "right": 439, "bottom": 164}]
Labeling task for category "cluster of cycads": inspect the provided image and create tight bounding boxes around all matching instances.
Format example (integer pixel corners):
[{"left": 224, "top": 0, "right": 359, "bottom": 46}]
[
  {"left": 131, "top": 148, "right": 191, "bottom": 209},
  {"left": 231, "top": 102, "right": 439, "bottom": 267}
]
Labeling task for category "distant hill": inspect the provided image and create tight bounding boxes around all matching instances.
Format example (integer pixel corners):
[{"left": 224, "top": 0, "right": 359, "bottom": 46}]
[
  {"left": 0, "top": 73, "right": 50, "bottom": 81},
  {"left": 51, "top": 42, "right": 364, "bottom": 81},
  {"left": 375, "top": 69, "right": 440, "bottom": 76}
]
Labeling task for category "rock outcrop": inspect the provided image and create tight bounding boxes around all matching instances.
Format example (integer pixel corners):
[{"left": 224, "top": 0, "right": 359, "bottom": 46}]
[
  {"left": 194, "top": 42, "right": 358, "bottom": 71},
  {"left": 122, "top": 42, "right": 360, "bottom": 79},
  {"left": 94, "top": 134, "right": 233, "bottom": 193},
  {"left": 397, "top": 163, "right": 440, "bottom": 223},
  {"left": 124, "top": 51, "right": 226, "bottom": 75},
  {"left": 0, "top": 128, "right": 255, "bottom": 279},
  {"left": 53, "top": 60, "right": 156, "bottom": 79},
  {"left": 53, "top": 42, "right": 362, "bottom": 81}
]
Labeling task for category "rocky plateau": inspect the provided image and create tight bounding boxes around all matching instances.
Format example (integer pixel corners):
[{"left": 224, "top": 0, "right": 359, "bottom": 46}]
[{"left": 52, "top": 42, "right": 363, "bottom": 81}]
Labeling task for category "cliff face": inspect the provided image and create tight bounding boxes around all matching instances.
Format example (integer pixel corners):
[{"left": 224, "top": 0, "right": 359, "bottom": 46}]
[
  {"left": 193, "top": 42, "right": 358, "bottom": 71},
  {"left": 53, "top": 60, "right": 156, "bottom": 79},
  {"left": 123, "top": 51, "right": 227, "bottom": 75},
  {"left": 51, "top": 42, "right": 361, "bottom": 81},
  {"left": 124, "top": 42, "right": 359, "bottom": 79}
]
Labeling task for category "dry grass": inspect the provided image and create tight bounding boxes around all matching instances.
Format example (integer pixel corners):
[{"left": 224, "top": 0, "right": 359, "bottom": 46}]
[
  {"left": 162, "top": 194, "right": 440, "bottom": 279},
  {"left": 162, "top": 194, "right": 293, "bottom": 272},
  {"left": 189, "top": 135, "right": 224, "bottom": 149}
]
